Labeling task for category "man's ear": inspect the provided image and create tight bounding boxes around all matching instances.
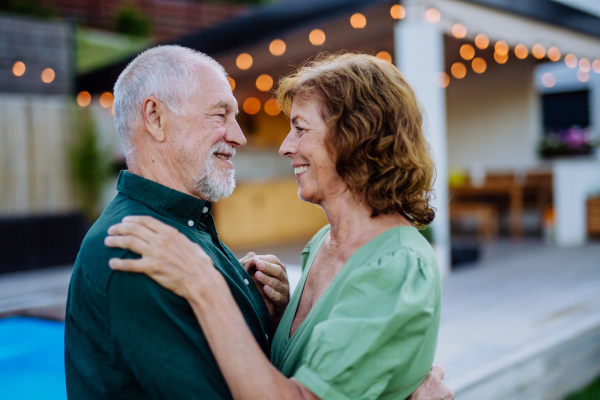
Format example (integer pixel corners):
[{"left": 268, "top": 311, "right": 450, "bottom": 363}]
[{"left": 142, "top": 96, "right": 166, "bottom": 142}]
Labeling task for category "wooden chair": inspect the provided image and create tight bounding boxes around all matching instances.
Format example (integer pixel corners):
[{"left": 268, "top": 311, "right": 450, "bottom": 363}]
[{"left": 450, "top": 202, "right": 499, "bottom": 240}]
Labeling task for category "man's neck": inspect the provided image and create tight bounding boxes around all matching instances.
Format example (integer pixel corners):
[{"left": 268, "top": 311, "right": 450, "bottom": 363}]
[{"left": 128, "top": 154, "right": 197, "bottom": 199}]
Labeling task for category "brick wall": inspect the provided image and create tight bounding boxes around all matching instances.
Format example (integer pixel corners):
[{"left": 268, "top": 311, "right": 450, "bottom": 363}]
[{"left": 38, "top": 0, "right": 247, "bottom": 41}]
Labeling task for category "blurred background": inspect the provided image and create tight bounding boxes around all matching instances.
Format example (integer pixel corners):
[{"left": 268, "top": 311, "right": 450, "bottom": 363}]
[{"left": 1, "top": 0, "right": 599, "bottom": 399}]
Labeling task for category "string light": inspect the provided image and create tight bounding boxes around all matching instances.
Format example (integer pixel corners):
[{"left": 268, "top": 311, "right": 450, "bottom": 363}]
[
  {"left": 452, "top": 24, "right": 467, "bottom": 39},
  {"left": 460, "top": 44, "right": 475, "bottom": 60},
  {"left": 532, "top": 44, "right": 546, "bottom": 59},
  {"left": 390, "top": 4, "right": 405, "bottom": 20},
  {"left": 376, "top": 51, "right": 392, "bottom": 62},
  {"left": 264, "top": 99, "right": 282, "bottom": 116},
  {"left": 514, "top": 44, "right": 528, "bottom": 59},
  {"left": 593, "top": 60, "right": 600, "bottom": 73},
  {"left": 99, "top": 92, "right": 114, "bottom": 108},
  {"left": 565, "top": 54, "right": 577, "bottom": 68},
  {"left": 542, "top": 72, "right": 555, "bottom": 88},
  {"left": 475, "top": 34, "right": 489, "bottom": 49},
  {"left": 236, "top": 53, "right": 253, "bottom": 70},
  {"left": 451, "top": 62, "right": 467, "bottom": 79},
  {"left": 243, "top": 97, "right": 261, "bottom": 115},
  {"left": 494, "top": 52, "right": 508, "bottom": 64},
  {"left": 77, "top": 91, "right": 91, "bottom": 107},
  {"left": 41, "top": 68, "right": 55, "bottom": 83},
  {"left": 495, "top": 41, "right": 509, "bottom": 56},
  {"left": 579, "top": 58, "right": 591, "bottom": 73},
  {"left": 269, "top": 39, "right": 286, "bottom": 56},
  {"left": 425, "top": 8, "right": 440, "bottom": 23},
  {"left": 548, "top": 47, "right": 561, "bottom": 62},
  {"left": 434, "top": 72, "right": 450, "bottom": 88},
  {"left": 309, "top": 29, "right": 326, "bottom": 46},
  {"left": 350, "top": 13, "right": 366, "bottom": 29},
  {"left": 256, "top": 74, "right": 274, "bottom": 92},
  {"left": 12, "top": 61, "right": 26, "bottom": 76},
  {"left": 228, "top": 77, "right": 235, "bottom": 91},
  {"left": 472, "top": 57, "right": 487, "bottom": 73},
  {"left": 577, "top": 70, "right": 589, "bottom": 82}
]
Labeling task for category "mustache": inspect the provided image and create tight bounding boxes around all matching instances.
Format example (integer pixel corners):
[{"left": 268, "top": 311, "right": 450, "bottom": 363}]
[{"left": 211, "top": 142, "right": 236, "bottom": 158}]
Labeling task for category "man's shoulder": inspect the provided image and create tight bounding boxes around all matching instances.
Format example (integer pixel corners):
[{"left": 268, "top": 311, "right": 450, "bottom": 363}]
[{"left": 73, "top": 193, "right": 160, "bottom": 291}]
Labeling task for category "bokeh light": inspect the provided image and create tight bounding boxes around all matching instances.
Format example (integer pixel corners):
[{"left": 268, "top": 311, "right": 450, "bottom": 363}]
[
  {"left": 309, "top": 29, "right": 326, "bottom": 46},
  {"left": 256, "top": 74, "right": 274, "bottom": 92},
  {"left": 350, "top": 13, "right": 366, "bottom": 29},
  {"left": 452, "top": 24, "right": 467, "bottom": 39},
  {"left": 77, "top": 91, "right": 92, "bottom": 107},
  {"left": 243, "top": 97, "right": 261, "bottom": 115},
  {"left": 495, "top": 41, "right": 509, "bottom": 56},
  {"left": 236, "top": 53, "right": 253, "bottom": 70},
  {"left": 593, "top": 60, "right": 600, "bottom": 73},
  {"left": 451, "top": 62, "right": 467, "bottom": 79},
  {"left": 472, "top": 57, "right": 487, "bottom": 73},
  {"left": 228, "top": 77, "right": 235, "bottom": 91},
  {"left": 269, "top": 39, "right": 286, "bottom": 56},
  {"left": 99, "top": 92, "right": 114, "bottom": 108},
  {"left": 577, "top": 70, "right": 589, "bottom": 82},
  {"left": 264, "top": 99, "right": 282, "bottom": 116},
  {"left": 475, "top": 34, "right": 489, "bottom": 49},
  {"left": 390, "top": 4, "right": 405, "bottom": 20},
  {"left": 532, "top": 44, "right": 546, "bottom": 59},
  {"left": 548, "top": 47, "right": 561, "bottom": 62},
  {"left": 565, "top": 54, "right": 577, "bottom": 68},
  {"left": 376, "top": 51, "right": 392, "bottom": 62},
  {"left": 434, "top": 72, "right": 450, "bottom": 88},
  {"left": 494, "top": 52, "right": 508, "bottom": 64},
  {"left": 460, "top": 44, "right": 475, "bottom": 60},
  {"left": 41, "top": 68, "right": 55, "bottom": 83},
  {"left": 579, "top": 58, "right": 591, "bottom": 73},
  {"left": 425, "top": 8, "right": 441, "bottom": 23},
  {"left": 514, "top": 44, "right": 528, "bottom": 59},
  {"left": 12, "top": 61, "right": 26, "bottom": 76},
  {"left": 541, "top": 72, "right": 555, "bottom": 88}
]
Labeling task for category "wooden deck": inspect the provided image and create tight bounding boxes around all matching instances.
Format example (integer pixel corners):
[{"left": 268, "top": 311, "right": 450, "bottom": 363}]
[{"left": 1, "top": 239, "right": 599, "bottom": 399}]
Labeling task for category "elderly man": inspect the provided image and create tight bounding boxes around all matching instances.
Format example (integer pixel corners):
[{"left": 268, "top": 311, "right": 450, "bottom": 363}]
[{"left": 64, "top": 45, "right": 452, "bottom": 400}]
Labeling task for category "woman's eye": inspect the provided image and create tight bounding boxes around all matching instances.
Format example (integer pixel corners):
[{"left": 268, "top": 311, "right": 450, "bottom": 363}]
[{"left": 295, "top": 126, "right": 305, "bottom": 133}]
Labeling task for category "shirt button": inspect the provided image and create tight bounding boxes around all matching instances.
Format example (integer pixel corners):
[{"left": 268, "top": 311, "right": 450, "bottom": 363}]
[
  {"left": 202, "top": 207, "right": 209, "bottom": 214},
  {"left": 265, "top": 334, "right": 269, "bottom": 340},
  {"left": 188, "top": 220, "right": 194, "bottom": 227},
  {"left": 244, "top": 278, "right": 249, "bottom": 285}
]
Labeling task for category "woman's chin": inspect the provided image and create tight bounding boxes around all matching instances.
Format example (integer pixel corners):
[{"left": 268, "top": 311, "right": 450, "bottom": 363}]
[{"left": 297, "top": 188, "right": 316, "bottom": 204}]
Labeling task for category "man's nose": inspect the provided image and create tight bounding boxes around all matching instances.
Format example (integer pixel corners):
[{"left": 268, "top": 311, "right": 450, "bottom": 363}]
[
  {"left": 279, "top": 131, "right": 296, "bottom": 157},
  {"left": 225, "top": 120, "right": 246, "bottom": 147}
]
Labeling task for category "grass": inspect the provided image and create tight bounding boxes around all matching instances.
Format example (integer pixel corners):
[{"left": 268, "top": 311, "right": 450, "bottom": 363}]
[{"left": 565, "top": 374, "right": 600, "bottom": 400}]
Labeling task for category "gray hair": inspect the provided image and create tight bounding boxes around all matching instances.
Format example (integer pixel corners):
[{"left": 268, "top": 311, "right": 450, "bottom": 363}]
[{"left": 113, "top": 45, "right": 226, "bottom": 157}]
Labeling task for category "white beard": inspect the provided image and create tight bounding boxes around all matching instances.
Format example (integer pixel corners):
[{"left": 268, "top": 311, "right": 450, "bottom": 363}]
[{"left": 194, "top": 142, "right": 236, "bottom": 203}]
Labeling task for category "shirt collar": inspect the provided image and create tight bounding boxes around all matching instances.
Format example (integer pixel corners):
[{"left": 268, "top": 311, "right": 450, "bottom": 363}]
[{"left": 116, "top": 171, "right": 213, "bottom": 229}]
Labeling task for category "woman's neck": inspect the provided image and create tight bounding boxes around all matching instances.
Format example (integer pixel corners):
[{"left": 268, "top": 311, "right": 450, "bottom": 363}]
[{"left": 320, "top": 190, "right": 412, "bottom": 262}]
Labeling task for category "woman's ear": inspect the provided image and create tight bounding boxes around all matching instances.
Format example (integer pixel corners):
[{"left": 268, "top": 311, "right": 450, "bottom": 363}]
[{"left": 142, "top": 96, "right": 166, "bottom": 142}]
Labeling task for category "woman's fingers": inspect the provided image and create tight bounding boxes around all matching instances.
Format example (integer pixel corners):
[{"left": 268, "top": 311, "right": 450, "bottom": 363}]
[
  {"left": 264, "top": 285, "right": 283, "bottom": 303},
  {"left": 255, "top": 270, "right": 285, "bottom": 292},
  {"left": 108, "top": 221, "right": 156, "bottom": 243},
  {"left": 108, "top": 256, "right": 153, "bottom": 273},
  {"left": 256, "top": 260, "right": 288, "bottom": 285},
  {"left": 122, "top": 215, "right": 178, "bottom": 235},
  {"left": 104, "top": 234, "right": 154, "bottom": 256}
]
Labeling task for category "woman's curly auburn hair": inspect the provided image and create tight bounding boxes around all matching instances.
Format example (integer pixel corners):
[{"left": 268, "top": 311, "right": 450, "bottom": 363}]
[{"left": 276, "top": 53, "right": 436, "bottom": 227}]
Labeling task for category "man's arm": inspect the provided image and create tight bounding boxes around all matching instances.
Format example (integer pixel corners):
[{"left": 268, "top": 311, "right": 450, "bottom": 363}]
[
  {"left": 108, "top": 269, "right": 233, "bottom": 399},
  {"left": 408, "top": 362, "right": 454, "bottom": 400}
]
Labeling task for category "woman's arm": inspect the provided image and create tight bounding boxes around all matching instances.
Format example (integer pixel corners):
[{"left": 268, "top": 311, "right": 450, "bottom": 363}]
[{"left": 105, "top": 216, "right": 317, "bottom": 400}]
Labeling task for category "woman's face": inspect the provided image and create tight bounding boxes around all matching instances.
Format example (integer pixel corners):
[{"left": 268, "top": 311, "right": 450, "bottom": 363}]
[{"left": 279, "top": 94, "right": 345, "bottom": 205}]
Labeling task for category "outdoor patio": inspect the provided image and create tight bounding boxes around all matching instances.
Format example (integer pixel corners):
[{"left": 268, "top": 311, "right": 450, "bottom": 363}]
[{"left": 1, "top": 238, "right": 599, "bottom": 400}]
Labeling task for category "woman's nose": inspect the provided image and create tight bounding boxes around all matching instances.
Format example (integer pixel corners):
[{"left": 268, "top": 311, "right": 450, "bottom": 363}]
[{"left": 279, "top": 131, "right": 296, "bottom": 157}]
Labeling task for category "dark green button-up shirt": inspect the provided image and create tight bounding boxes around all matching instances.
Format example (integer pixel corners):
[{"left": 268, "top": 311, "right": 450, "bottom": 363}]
[{"left": 65, "top": 171, "right": 273, "bottom": 399}]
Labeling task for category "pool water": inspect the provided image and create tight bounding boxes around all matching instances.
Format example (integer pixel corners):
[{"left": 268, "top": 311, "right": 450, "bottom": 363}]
[{"left": 0, "top": 317, "right": 66, "bottom": 400}]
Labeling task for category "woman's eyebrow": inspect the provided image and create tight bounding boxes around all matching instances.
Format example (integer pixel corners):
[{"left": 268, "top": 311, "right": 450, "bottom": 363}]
[{"left": 291, "top": 116, "right": 308, "bottom": 125}]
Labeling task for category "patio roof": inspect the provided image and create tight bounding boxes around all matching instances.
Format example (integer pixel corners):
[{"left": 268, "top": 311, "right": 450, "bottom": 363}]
[{"left": 76, "top": 0, "right": 600, "bottom": 94}]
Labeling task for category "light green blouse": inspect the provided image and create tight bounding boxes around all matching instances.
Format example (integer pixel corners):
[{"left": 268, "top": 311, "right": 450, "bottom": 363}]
[{"left": 271, "top": 225, "right": 441, "bottom": 400}]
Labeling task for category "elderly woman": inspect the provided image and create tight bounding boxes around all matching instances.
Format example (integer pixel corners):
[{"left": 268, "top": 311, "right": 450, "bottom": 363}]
[{"left": 106, "top": 53, "right": 443, "bottom": 400}]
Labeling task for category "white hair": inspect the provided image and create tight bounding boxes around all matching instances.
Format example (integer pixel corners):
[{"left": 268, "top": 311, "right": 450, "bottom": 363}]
[{"left": 113, "top": 45, "right": 226, "bottom": 157}]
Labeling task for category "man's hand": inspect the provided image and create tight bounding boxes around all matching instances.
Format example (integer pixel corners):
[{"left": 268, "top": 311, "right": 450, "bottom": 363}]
[
  {"left": 239, "top": 253, "right": 290, "bottom": 327},
  {"left": 408, "top": 362, "right": 454, "bottom": 400}
]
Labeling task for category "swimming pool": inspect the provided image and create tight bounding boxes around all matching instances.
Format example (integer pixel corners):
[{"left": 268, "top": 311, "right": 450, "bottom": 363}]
[{"left": 0, "top": 317, "right": 66, "bottom": 400}]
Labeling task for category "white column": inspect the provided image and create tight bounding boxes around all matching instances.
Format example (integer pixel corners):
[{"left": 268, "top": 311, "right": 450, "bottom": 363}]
[{"left": 394, "top": 3, "right": 451, "bottom": 278}]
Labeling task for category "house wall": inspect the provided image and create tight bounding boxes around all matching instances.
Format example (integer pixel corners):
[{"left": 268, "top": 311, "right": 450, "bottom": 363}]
[{"left": 445, "top": 60, "right": 542, "bottom": 173}]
